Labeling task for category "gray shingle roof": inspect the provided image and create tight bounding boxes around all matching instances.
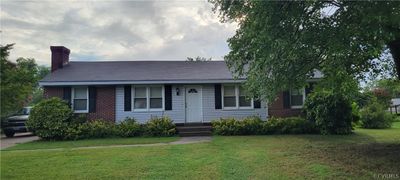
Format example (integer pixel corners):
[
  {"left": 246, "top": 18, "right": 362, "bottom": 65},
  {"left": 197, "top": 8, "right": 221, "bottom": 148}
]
[{"left": 40, "top": 61, "right": 243, "bottom": 85}]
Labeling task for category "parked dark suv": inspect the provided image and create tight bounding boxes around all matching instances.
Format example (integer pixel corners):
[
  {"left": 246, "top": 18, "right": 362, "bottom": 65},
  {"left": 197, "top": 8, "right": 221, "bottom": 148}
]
[{"left": 2, "top": 107, "right": 31, "bottom": 137}]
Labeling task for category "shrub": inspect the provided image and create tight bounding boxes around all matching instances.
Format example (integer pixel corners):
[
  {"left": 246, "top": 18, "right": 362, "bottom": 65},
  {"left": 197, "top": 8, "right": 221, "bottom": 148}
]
[
  {"left": 360, "top": 100, "right": 393, "bottom": 129},
  {"left": 394, "top": 116, "right": 400, "bottom": 122},
  {"left": 211, "top": 118, "right": 241, "bottom": 135},
  {"left": 263, "top": 117, "right": 317, "bottom": 134},
  {"left": 144, "top": 116, "right": 176, "bottom": 136},
  {"left": 211, "top": 116, "right": 317, "bottom": 135},
  {"left": 71, "top": 114, "right": 88, "bottom": 124},
  {"left": 85, "top": 120, "right": 117, "bottom": 138},
  {"left": 116, "top": 117, "right": 143, "bottom": 137},
  {"left": 261, "top": 117, "right": 282, "bottom": 134},
  {"left": 26, "top": 98, "right": 74, "bottom": 140},
  {"left": 65, "top": 119, "right": 117, "bottom": 140},
  {"left": 240, "top": 116, "right": 263, "bottom": 135},
  {"left": 304, "top": 90, "right": 353, "bottom": 135},
  {"left": 288, "top": 117, "right": 318, "bottom": 134},
  {"left": 65, "top": 123, "right": 92, "bottom": 140}
]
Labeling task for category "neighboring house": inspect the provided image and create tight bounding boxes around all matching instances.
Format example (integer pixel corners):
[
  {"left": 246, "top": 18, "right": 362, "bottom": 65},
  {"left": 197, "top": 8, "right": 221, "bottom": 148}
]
[
  {"left": 40, "top": 46, "right": 318, "bottom": 123},
  {"left": 392, "top": 98, "right": 400, "bottom": 106},
  {"left": 390, "top": 98, "right": 400, "bottom": 115}
]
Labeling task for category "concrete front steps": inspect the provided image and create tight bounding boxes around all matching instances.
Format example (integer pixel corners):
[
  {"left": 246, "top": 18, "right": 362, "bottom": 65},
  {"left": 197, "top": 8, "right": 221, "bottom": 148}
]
[{"left": 176, "top": 123, "right": 212, "bottom": 137}]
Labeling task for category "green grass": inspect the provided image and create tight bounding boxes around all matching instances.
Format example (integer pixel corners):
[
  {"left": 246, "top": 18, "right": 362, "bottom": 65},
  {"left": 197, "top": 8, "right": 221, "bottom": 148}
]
[
  {"left": 4, "top": 137, "right": 180, "bottom": 151},
  {"left": 2, "top": 122, "right": 400, "bottom": 179}
]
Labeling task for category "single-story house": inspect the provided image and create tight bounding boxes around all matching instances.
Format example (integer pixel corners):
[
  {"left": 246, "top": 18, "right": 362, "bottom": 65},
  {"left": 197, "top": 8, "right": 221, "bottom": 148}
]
[{"left": 40, "top": 46, "right": 319, "bottom": 124}]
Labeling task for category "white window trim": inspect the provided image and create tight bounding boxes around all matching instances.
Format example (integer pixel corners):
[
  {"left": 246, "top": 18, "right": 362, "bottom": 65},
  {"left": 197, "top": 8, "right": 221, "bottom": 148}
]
[
  {"left": 222, "top": 84, "right": 254, "bottom": 110},
  {"left": 132, "top": 85, "right": 164, "bottom": 112},
  {"left": 290, "top": 88, "right": 306, "bottom": 109},
  {"left": 71, "top": 86, "right": 89, "bottom": 113}
]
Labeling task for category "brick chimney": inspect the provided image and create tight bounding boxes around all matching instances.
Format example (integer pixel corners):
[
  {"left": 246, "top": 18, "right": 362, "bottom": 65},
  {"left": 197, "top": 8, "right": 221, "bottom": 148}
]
[{"left": 50, "top": 46, "right": 70, "bottom": 72}]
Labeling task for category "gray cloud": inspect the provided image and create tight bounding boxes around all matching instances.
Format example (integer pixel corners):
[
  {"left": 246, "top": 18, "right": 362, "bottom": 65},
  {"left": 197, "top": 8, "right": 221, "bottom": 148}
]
[{"left": 1, "top": 0, "right": 237, "bottom": 65}]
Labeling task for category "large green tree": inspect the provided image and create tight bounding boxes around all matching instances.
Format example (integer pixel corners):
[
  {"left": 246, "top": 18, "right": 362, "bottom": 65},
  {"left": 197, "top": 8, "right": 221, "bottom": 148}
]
[
  {"left": 30, "top": 65, "right": 50, "bottom": 105},
  {"left": 210, "top": 0, "right": 400, "bottom": 101},
  {"left": 0, "top": 44, "right": 47, "bottom": 118}
]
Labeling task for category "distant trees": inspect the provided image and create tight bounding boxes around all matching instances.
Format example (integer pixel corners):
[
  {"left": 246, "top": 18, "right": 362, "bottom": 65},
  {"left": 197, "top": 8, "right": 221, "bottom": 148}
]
[{"left": 186, "top": 56, "right": 212, "bottom": 61}]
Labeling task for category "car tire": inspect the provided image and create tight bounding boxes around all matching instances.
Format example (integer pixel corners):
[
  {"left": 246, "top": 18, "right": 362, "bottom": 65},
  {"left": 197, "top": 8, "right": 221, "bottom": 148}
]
[{"left": 4, "top": 130, "right": 15, "bottom": 137}]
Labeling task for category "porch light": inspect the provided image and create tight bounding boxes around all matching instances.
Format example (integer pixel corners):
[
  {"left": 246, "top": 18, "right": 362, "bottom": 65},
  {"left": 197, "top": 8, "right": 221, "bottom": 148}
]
[{"left": 176, "top": 87, "right": 180, "bottom": 96}]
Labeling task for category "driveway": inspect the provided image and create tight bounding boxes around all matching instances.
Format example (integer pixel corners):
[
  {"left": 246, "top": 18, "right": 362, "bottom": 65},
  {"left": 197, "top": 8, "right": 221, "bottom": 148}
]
[{"left": 1, "top": 133, "right": 39, "bottom": 149}]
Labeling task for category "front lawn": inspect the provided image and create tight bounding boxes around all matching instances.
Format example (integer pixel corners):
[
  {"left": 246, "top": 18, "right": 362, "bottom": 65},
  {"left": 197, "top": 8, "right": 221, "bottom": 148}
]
[
  {"left": 2, "top": 122, "right": 400, "bottom": 179},
  {"left": 4, "top": 137, "right": 180, "bottom": 151}
]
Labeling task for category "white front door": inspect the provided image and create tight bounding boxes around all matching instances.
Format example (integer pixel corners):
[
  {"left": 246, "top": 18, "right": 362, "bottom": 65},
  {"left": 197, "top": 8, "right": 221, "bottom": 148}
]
[{"left": 185, "top": 86, "right": 203, "bottom": 123}]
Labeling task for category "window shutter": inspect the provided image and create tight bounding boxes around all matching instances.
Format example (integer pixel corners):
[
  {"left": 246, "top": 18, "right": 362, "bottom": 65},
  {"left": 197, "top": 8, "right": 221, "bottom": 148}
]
[
  {"left": 215, "top": 84, "right": 222, "bottom": 109},
  {"left": 165, "top": 85, "right": 172, "bottom": 110},
  {"left": 305, "top": 82, "right": 315, "bottom": 96},
  {"left": 254, "top": 100, "right": 261, "bottom": 108},
  {"left": 124, "top": 86, "right": 131, "bottom": 111},
  {"left": 63, "top": 87, "right": 71, "bottom": 106},
  {"left": 283, "top": 91, "right": 290, "bottom": 109},
  {"left": 89, "top": 86, "right": 96, "bottom": 113}
]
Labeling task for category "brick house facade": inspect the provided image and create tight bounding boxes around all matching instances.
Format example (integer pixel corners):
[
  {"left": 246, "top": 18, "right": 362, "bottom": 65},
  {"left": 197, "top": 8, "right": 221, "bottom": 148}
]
[
  {"left": 268, "top": 92, "right": 303, "bottom": 118},
  {"left": 44, "top": 86, "right": 116, "bottom": 122}
]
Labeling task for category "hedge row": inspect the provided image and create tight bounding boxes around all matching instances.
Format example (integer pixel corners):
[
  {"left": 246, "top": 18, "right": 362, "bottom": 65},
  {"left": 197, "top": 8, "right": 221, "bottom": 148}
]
[
  {"left": 212, "top": 116, "right": 318, "bottom": 135},
  {"left": 65, "top": 116, "right": 176, "bottom": 140},
  {"left": 27, "top": 98, "right": 176, "bottom": 140}
]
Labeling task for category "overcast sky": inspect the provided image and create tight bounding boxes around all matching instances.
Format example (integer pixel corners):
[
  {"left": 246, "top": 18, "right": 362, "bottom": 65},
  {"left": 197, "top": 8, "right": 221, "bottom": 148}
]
[{"left": 1, "top": 0, "right": 237, "bottom": 66}]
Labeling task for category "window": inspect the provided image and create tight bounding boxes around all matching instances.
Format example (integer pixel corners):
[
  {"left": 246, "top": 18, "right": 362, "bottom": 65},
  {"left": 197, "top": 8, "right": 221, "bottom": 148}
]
[
  {"left": 290, "top": 88, "right": 305, "bottom": 108},
  {"left": 134, "top": 87, "right": 147, "bottom": 109},
  {"left": 133, "top": 86, "right": 164, "bottom": 111},
  {"left": 150, "top": 87, "right": 162, "bottom": 108},
  {"left": 223, "top": 85, "right": 236, "bottom": 108},
  {"left": 222, "top": 85, "right": 253, "bottom": 109},
  {"left": 239, "top": 86, "right": 252, "bottom": 107},
  {"left": 72, "top": 87, "right": 88, "bottom": 113}
]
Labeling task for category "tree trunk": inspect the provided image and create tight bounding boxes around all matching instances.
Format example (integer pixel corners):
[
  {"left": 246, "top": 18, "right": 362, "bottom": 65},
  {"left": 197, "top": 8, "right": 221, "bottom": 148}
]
[{"left": 388, "top": 39, "right": 400, "bottom": 80}]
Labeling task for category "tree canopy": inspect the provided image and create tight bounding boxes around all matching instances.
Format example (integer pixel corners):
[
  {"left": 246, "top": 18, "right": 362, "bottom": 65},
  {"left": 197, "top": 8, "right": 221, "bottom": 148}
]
[
  {"left": 210, "top": 0, "right": 400, "bottom": 101},
  {"left": 0, "top": 44, "right": 49, "bottom": 118}
]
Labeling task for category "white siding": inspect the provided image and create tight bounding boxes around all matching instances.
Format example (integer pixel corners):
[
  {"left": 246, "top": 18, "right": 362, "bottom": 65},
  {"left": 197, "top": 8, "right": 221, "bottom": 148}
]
[
  {"left": 392, "top": 98, "right": 400, "bottom": 106},
  {"left": 116, "top": 85, "right": 185, "bottom": 123},
  {"left": 201, "top": 85, "right": 267, "bottom": 122},
  {"left": 115, "top": 84, "right": 268, "bottom": 123}
]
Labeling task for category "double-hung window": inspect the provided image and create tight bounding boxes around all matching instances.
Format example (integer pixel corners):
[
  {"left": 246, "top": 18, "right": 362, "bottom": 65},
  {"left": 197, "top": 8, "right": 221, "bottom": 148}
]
[
  {"left": 72, "top": 87, "right": 88, "bottom": 113},
  {"left": 150, "top": 87, "right": 163, "bottom": 109},
  {"left": 223, "top": 85, "right": 236, "bottom": 108},
  {"left": 290, "top": 88, "right": 305, "bottom": 108},
  {"left": 222, "top": 85, "right": 253, "bottom": 109},
  {"left": 134, "top": 87, "right": 147, "bottom": 109},
  {"left": 133, "top": 86, "right": 164, "bottom": 111},
  {"left": 239, "top": 86, "right": 252, "bottom": 107}
]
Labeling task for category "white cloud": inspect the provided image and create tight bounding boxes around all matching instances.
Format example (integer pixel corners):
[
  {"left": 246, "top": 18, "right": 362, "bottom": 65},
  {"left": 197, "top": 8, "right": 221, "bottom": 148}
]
[{"left": 0, "top": 0, "right": 237, "bottom": 65}]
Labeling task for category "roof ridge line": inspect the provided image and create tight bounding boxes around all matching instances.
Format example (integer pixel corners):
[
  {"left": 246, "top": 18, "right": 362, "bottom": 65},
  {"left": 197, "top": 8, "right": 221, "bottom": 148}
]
[{"left": 69, "top": 60, "right": 225, "bottom": 62}]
